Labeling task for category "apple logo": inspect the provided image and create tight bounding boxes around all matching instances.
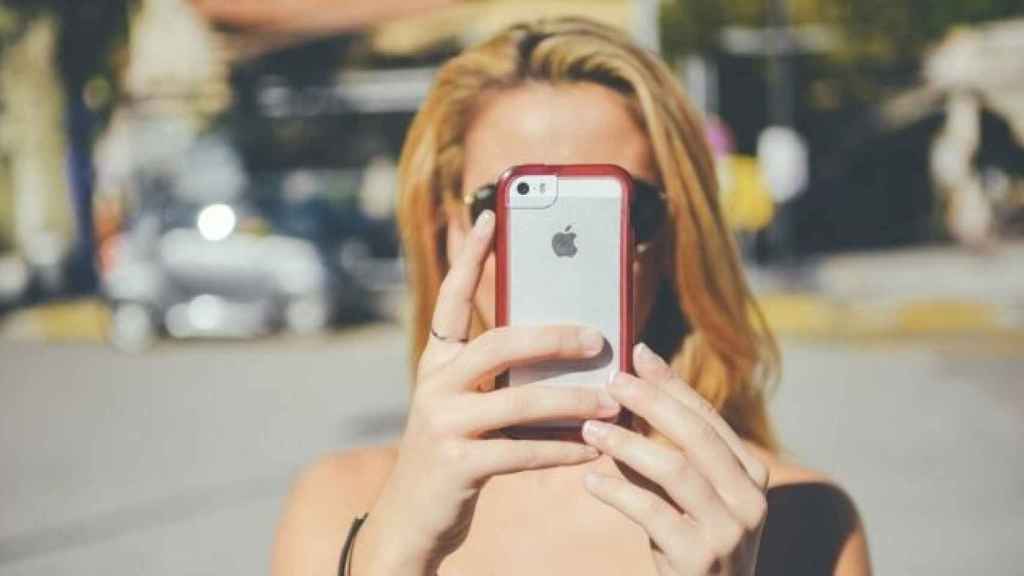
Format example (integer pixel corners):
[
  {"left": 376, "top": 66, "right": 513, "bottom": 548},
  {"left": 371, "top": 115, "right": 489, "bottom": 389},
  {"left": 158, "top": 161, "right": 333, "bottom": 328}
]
[{"left": 551, "top": 225, "right": 578, "bottom": 257}]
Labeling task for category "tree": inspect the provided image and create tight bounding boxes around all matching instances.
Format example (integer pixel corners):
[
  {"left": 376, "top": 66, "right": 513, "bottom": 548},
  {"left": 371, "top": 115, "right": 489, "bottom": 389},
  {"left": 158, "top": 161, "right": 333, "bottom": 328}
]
[
  {"left": 660, "top": 0, "right": 1024, "bottom": 67},
  {"left": 0, "top": 0, "right": 135, "bottom": 290}
]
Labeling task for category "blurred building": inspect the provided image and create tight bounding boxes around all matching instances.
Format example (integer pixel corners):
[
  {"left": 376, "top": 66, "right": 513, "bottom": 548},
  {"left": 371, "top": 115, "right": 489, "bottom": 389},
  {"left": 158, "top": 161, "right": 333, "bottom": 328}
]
[
  {"left": 924, "top": 18, "right": 1024, "bottom": 246},
  {"left": 88, "top": 0, "right": 665, "bottom": 346},
  {"left": 4, "top": 0, "right": 1022, "bottom": 323},
  {"left": 0, "top": 14, "right": 75, "bottom": 302}
]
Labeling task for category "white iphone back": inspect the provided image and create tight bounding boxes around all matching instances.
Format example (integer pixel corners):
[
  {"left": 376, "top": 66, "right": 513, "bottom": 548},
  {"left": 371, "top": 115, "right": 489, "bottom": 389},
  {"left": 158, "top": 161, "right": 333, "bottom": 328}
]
[{"left": 497, "top": 165, "right": 633, "bottom": 429}]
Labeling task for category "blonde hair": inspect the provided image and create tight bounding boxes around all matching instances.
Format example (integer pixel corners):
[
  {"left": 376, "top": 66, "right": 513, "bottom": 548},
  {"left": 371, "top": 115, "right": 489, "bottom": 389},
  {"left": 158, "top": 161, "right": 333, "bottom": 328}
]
[{"left": 396, "top": 17, "right": 780, "bottom": 451}]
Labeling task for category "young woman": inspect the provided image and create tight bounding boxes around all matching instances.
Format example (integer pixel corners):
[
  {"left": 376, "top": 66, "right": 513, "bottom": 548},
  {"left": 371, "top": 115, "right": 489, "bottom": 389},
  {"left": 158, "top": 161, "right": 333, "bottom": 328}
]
[{"left": 272, "top": 17, "right": 870, "bottom": 576}]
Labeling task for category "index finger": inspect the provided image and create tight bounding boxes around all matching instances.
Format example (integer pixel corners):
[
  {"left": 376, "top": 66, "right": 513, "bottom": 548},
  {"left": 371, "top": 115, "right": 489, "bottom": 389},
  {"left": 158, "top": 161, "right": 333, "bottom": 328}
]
[{"left": 427, "top": 209, "right": 495, "bottom": 350}]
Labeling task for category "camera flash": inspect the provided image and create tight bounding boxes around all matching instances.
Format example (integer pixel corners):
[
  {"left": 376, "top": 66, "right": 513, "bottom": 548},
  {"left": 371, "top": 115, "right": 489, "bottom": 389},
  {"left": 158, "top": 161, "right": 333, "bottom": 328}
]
[{"left": 539, "top": 182, "right": 547, "bottom": 194}]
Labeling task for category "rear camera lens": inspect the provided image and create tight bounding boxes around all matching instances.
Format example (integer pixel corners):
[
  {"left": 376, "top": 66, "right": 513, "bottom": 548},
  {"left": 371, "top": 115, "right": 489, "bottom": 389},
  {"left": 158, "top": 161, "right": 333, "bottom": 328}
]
[{"left": 516, "top": 182, "right": 530, "bottom": 195}]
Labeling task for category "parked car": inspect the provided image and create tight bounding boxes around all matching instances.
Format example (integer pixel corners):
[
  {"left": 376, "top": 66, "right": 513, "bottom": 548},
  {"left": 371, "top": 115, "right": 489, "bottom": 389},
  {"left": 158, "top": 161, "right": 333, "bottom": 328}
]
[{"left": 99, "top": 129, "right": 371, "bottom": 351}]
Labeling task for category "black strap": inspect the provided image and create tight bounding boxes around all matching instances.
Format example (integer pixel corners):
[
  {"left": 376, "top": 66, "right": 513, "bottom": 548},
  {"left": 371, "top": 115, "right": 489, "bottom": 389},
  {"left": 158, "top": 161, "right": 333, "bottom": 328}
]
[{"left": 338, "top": 513, "right": 369, "bottom": 576}]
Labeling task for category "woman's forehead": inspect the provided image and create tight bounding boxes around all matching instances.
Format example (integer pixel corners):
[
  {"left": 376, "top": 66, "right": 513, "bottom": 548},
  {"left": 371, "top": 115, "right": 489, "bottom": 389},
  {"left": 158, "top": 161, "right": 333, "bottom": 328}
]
[{"left": 461, "top": 82, "right": 657, "bottom": 191}]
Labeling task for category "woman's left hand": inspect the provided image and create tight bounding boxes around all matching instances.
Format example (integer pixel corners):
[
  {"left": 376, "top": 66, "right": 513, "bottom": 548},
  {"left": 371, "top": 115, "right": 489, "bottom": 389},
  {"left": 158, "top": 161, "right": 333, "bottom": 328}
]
[{"left": 581, "top": 342, "right": 770, "bottom": 575}]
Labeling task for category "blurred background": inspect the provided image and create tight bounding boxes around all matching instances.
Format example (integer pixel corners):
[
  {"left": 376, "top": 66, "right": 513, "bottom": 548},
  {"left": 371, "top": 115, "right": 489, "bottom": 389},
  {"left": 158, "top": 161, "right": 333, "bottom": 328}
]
[{"left": 0, "top": 0, "right": 1022, "bottom": 573}]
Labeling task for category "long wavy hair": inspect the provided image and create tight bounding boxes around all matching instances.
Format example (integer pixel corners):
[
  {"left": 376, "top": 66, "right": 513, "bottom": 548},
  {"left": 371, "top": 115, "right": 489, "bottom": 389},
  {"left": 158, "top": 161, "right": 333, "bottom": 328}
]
[{"left": 396, "top": 17, "right": 780, "bottom": 450}]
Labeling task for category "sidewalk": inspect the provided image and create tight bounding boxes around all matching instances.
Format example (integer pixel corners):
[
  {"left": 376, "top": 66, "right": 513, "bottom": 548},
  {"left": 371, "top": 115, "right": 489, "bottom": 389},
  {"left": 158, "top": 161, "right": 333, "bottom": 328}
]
[{"left": 752, "top": 241, "right": 1024, "bottom": 342}]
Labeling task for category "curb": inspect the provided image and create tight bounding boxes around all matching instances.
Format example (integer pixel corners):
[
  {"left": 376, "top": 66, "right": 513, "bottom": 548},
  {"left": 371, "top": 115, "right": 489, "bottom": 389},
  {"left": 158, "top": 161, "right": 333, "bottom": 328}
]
[
  {"left": 0, "top": 299, "right": 111, "bottom": 343},
  {"left": 758, "top": 293, "right": 1024, "bottom": 340},
  {"left": 3, "top": 294, "right": 1023, "bottom": 346}
]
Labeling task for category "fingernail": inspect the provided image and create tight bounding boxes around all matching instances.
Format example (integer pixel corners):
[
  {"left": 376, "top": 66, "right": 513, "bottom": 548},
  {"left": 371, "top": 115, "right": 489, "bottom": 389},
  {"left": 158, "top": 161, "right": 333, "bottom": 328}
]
[
  {"left": 579, "top": 328, "right": 605, "bottom": 356},
  {"left": 474, "top": 209, "right": 495, "bottom": 238},
  {"left": 582, "top": 419, "right": 611, "bottom": 444},
  {"left": 635, "top": 342, "right": 657, "bottom": 363}
]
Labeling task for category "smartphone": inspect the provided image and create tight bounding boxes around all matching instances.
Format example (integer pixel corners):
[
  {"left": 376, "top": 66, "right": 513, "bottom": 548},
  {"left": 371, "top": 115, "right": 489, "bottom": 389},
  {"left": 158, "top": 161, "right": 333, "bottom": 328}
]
[{"left": 494, "top": 164, "right": 635, "bottom": 439}]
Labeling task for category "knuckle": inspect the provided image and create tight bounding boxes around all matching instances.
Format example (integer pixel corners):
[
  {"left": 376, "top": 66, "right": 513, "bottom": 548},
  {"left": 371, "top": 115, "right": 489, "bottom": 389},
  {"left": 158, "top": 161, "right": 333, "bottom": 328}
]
[
  {"left": 743, "top": 490, "right": 769, "bottom": 530},
  {"left": 536, "top": 328, "right": 571, "bottom": 357},
  {"left": 505, "top": 388, "right": 535, "bottom": 415},
  {"left": 566, "top": 443, "right": 593, "bottom": 460},
  {"left": 516, "top": 446, "right": 545, "bottom": 469},
  {"left": 437, "top": 439, "right": 468, "bottom": 464},
  {"left": 717, "top": 522, "right": 745, "bottom": 556},
  {"left": 748, "top": 462, "right": 770, "bottom": 491},
  {"left": 567, "top": 387, "right": 600, "bottom": 412},
  {"left": 690, "top": 547, "right": 717, "bottom": 573},
  {"left": 661, "top": 454, "right": 689, "bottom": 481},
  {"left": 638, "top": 491, "right": 665, "bottom": 519},
  {"left": 690, "top": 474, "right": 718, "bottom": 507},
  {"left": 468, "top": 331, "right": 510, "bottom": 366},
  {"left": 694, "top": 418, "right": 719, "bottom": 444},
  {"left": 496, "top": 326, "right": 525, "bottom": 353},
  {"left": 560, "top": 328, "right": 584, "bottom": 355},
  {"left": 632, "top": 379, "right": 658, "bottom": 407},
  {"left": 472, "top": 328, "right": 501, "bottom": 355},
  {"left": 437, "top": 272, "right": 459, "bottom": 298},
  {"left": 552, "top": 443, "right": 584, "bottom": 464},
  {"left": 417, "top": 401, "right": 454, "bottom": 437}
]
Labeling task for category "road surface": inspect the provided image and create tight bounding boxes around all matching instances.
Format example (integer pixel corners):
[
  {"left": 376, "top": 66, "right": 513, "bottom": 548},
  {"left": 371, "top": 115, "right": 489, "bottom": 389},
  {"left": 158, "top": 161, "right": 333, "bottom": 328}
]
[{"left": 1, "top": 325, "right": 1021, "bottom": 574}]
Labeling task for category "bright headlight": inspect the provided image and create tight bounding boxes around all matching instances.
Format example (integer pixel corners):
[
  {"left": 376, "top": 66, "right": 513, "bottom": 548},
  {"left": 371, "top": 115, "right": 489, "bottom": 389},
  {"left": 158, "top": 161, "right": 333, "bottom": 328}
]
[{"left": 197, "top": 203, "right": 236, "bottom": 241}]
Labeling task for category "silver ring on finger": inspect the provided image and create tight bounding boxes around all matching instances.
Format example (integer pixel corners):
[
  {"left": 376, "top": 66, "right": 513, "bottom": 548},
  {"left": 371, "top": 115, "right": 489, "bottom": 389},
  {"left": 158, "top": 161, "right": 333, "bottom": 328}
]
[{"left": 430, "top": 324, "right": 469, "bottom": 344}]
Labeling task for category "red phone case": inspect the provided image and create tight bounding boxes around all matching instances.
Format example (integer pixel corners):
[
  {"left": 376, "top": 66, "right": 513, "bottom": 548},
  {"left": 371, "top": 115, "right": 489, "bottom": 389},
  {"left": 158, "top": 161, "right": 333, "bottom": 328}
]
[{"left": 494, "top": 164, "right": 635, "bottom": 440}]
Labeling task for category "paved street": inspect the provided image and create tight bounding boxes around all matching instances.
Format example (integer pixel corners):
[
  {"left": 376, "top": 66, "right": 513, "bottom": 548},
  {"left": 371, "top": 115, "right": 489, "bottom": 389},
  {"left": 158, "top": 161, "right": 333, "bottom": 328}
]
[{"left": 1, "top": 325, "right": 1022, "bottom": 574}]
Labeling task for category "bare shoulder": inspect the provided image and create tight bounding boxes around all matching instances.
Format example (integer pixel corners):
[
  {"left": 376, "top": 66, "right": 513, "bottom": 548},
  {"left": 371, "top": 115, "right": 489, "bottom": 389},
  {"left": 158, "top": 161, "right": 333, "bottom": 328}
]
[
  {"left": 742, "top": 441, "right": 830, "bottom": 487},
  {"left": 744, "top": 442, "right": 872, "bottom": 575},
  {"left": 271, "top": 442, "right": 399, "bottom": 576},
  {"left": 290, "top": 442, "right": 399, "bottom": 505}
]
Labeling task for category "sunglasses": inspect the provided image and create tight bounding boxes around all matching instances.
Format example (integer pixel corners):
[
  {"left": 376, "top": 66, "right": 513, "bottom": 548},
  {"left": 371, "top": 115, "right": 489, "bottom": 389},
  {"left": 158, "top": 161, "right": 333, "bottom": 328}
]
[{"left": 463, "top": 177, "right": 667, "bottom": 245}]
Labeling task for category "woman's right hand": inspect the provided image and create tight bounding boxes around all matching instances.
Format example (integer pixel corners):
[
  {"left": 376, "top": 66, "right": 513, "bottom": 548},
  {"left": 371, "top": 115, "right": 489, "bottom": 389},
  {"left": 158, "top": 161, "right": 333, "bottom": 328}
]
[{"left": 351, "top": 210, "right": 621, "bottom": 576}]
